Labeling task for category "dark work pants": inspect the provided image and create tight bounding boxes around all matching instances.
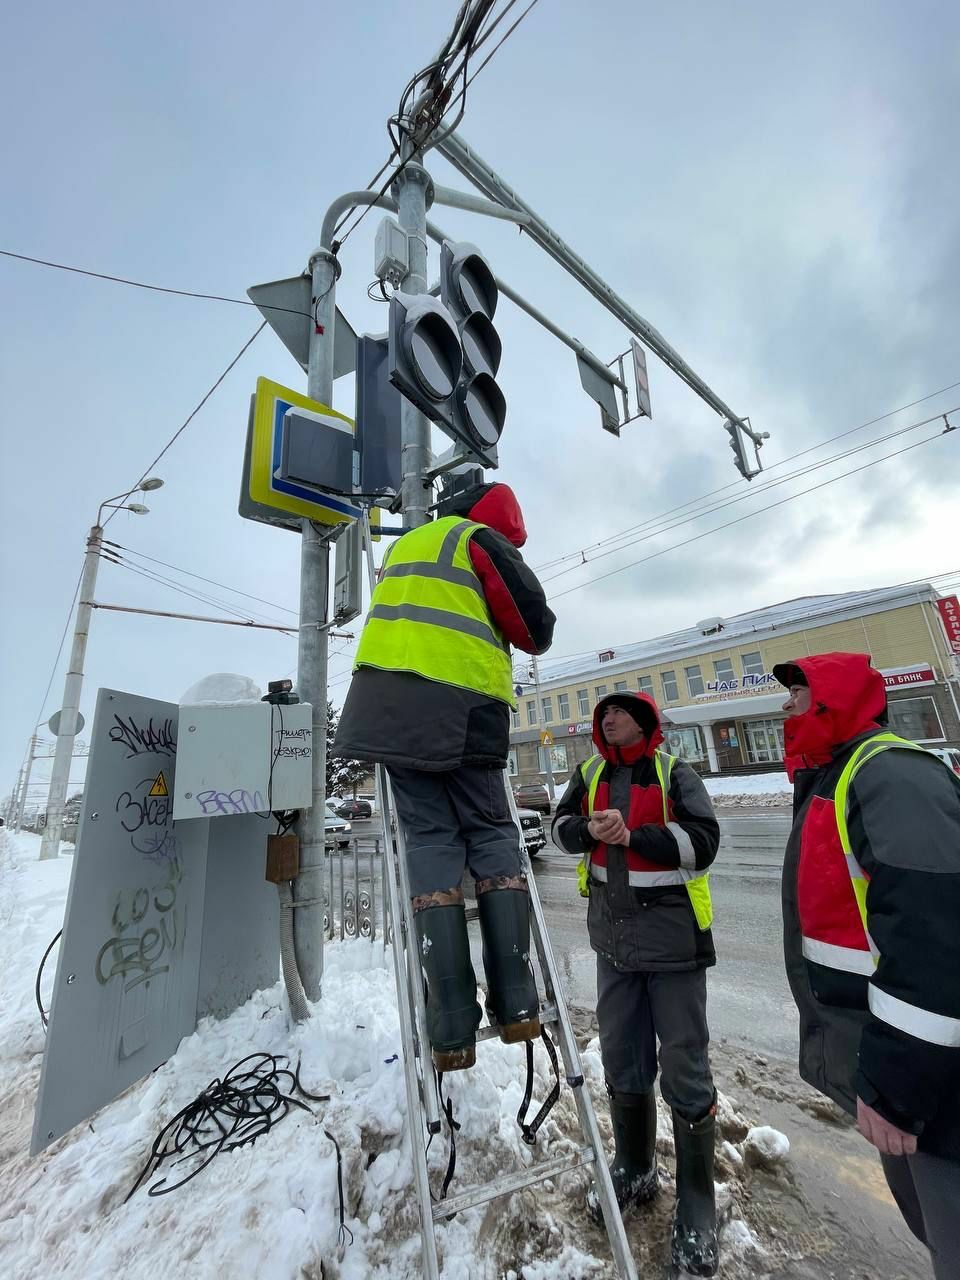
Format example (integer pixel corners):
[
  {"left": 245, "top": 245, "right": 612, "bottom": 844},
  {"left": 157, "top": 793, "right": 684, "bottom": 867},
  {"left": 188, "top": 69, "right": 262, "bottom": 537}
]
[
  {"left": 881, "top": 1150, "right": 960, "bottom": 1280},
  {"left": 596, "top": 955, "right": 714, "bottom": 1120},
  {"left": 387, "top": 765, "right": 522, "bottom": 897}
]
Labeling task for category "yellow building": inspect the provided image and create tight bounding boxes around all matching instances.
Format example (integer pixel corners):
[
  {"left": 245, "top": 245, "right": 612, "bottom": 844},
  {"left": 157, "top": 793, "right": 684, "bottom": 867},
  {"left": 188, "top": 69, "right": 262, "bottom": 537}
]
[{"left": 509, "top": 581, "right": 960, "bottom": 784}]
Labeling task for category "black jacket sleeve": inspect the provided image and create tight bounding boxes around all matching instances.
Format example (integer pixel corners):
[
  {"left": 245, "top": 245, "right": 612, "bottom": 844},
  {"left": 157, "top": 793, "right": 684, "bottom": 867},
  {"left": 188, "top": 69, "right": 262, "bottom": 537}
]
[
  {"left": 469, "top": 527, "right": 555, "bottom": 654},
  {"left": 551, "top": 767, "right": 594, "bottom": 854},
  {"left": 627, "top": 759, "right": 720, "bottom": 871},
  {"left": 848, "top": 750, "right": 960, "bottom": 1135}
]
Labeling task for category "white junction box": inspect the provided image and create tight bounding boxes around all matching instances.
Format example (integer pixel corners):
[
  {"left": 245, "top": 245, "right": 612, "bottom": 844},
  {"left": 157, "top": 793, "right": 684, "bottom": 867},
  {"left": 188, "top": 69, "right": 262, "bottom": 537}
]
[
  {"left": 374, "top": 216, "right": 409, "bottom": 286},
  {"left": 173, "top": 701, "right": 313, "bottom": 820}
]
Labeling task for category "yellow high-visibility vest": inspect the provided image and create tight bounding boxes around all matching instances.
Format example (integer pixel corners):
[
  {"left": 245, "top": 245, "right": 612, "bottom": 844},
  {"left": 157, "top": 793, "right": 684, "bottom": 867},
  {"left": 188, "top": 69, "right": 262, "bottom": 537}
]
[{"left": 354, "top": 515, "right": 514, "bottom": 705}]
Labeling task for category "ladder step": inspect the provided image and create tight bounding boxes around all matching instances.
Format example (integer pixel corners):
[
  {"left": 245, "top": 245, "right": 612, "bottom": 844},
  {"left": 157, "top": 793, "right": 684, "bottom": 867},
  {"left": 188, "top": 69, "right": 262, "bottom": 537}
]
[
  {"left": 476, "top": 1002, "right": 559, "bottom": 1043},
  {"left": 432, "top": 1145, "right": 595, "bottom": 1221}
]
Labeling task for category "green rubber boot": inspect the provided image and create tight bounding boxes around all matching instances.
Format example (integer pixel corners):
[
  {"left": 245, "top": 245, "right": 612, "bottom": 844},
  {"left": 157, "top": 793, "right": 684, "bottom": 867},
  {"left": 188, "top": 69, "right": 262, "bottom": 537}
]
[
  {"left": 412, "top": 890, "right": 482, "bottom": 1072},
  {"left": 476, "top": 877, "right": 540, "bottom": 1044}
]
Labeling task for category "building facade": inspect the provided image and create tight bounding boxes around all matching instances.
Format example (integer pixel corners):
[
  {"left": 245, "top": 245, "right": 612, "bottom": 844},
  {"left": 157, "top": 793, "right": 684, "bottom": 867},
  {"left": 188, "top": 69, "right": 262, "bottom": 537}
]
[{"left": 509, "top": 583, "right": 960, "bottom": 785}]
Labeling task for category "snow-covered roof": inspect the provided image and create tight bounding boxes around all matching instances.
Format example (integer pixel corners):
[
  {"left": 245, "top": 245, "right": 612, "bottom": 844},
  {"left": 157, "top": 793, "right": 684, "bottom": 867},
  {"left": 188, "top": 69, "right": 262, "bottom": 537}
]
[{"left": 537, "top": 580, "right": 938, "bottom": 688}]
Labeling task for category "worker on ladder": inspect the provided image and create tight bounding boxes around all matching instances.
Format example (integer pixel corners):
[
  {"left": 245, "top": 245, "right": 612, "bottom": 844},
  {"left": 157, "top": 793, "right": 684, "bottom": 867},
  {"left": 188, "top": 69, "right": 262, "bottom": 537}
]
[
  {"left": 332, "top": 480, "right": 555, "bottom": 1071},
  {"left": 552, "top": 692, "right": 721, "bottom": 1277}
]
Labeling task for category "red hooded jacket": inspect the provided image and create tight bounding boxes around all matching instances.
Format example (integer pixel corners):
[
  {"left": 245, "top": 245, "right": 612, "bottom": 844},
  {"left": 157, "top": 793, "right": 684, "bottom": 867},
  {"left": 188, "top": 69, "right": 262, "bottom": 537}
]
[{"left": 775, "top": 652, "right": 887, "bottom": 780}]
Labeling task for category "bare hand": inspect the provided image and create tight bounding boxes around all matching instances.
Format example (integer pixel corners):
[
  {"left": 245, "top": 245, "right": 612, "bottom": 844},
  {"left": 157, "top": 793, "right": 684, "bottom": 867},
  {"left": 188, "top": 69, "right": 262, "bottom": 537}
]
[
  {"left": 588, "top": 809, "right": 630, "bottom": 846},
  {"left": 856, "top": 1097, "right": 918, "bottom": 1156}
]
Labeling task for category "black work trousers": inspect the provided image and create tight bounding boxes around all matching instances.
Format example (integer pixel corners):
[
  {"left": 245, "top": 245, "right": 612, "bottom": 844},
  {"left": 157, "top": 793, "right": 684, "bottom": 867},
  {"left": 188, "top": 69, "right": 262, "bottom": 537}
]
[
  {"left": 387, "top": 765, "right": 522, "bottom": 897},
  {"left": 596, "top": 954, "right": 715, "bottom": 1120},
  {"left": 882, "top": 1150, "right": 960, "bottom": 1280}
]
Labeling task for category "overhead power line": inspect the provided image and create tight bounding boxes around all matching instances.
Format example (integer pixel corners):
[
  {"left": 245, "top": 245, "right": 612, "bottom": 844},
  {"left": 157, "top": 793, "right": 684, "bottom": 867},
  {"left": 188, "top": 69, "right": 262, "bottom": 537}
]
[
  {"left": 102, "top": 323, "right": 266, "bottom": 529},
  {"left": 533, "top": 381, "right": 960, "bottom": 575},
  {"left": 107, "top": 542, "right": 298, "bottom": 617},
  {"left": 540, "top": 407, "right": 957, "bottom": 585},
  {"left": 550, "top": 427, "right": 956, "bottom": 602}
]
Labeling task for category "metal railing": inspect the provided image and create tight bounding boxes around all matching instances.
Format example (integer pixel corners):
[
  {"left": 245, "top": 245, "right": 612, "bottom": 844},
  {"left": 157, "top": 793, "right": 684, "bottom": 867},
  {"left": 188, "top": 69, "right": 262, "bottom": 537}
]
[{"left": 322, "top": 837, "right": 391, "bottom": 942}]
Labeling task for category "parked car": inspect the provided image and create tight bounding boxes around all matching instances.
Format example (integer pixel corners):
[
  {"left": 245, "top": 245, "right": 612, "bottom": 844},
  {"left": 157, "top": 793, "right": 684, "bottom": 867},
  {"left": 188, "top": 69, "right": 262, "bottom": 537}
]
[
  {"left": 928, "top": 746, "right": 960, "bottom": 777},
  {"left": 513, "top": 782, "right": 551, "bottom": 815},
  {"left": 325, "top": 800, "right": 352, "bottom": 849},
  {"left": 516, "top": 807, "right": 546, "bottom": 858},
  {"left": 336, "top": 797, "right": 373, "bottom": 820}
]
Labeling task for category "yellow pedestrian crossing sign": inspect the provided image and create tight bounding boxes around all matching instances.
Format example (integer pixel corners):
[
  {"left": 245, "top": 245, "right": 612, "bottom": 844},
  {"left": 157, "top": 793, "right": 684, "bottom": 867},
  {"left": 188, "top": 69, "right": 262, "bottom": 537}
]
[
  {"left": 539, "top": 730, "right": 554, "bottom": 746},
  {"left": 147, "top": 771, "right": 169, "bottom": 798}
]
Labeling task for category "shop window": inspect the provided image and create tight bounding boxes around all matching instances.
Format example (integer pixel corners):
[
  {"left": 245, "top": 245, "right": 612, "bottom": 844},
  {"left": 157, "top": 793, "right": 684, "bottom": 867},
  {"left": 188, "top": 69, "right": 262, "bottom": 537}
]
[
  {"left": 558, "top": 692, "right": 570, "bottom": 720},
  {"left": 713, "top": 658, "right": 735, "bottom": 682},
  {"left": 541, "top": 696, "right": 553, "bottom": 723},
  {"left": 614, "top": 680, "right": 628, "bottom": 692},
  {"left": 661, "top": 670, "right": 679, "bottom": 702},
  {"left": 741, "top": 650, "right": 765, "bottom": 677},
  {"left": 637, "top": 675, "right": 654, "bottom": 696},
  {"left": 526, "top": 700, "right": 538, "bottom": 726},
  {"left": 685, "top": 665, "right": 705, "bottom": 697},
  {"left": 577, "top": 688, "right": 590, "bottom": 716},
  {"left": 743, "top": 718, "right": 785, "bottom": 764},
  {"left": 888, "top": 697, "right": 945, "bottom": 743},
  {"left": 664, "top": 726, "right": 705, "bottom": 763},
  {"left": 539, "top": 742, "right": 569, "bottom": 774}
]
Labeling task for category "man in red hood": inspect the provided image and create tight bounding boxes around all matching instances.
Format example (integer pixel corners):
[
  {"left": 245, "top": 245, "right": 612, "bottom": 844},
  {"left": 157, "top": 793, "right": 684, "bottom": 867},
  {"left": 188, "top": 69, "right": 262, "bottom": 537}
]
[
  {"left": 776, "top": 652, "right": 960, "bottom": 1279},
  {"left": 332, "top": 482, "right": 555, "bottom": 1073},
  {"left": 552, "top": 691, "right": 721, "bottom": 1277}
]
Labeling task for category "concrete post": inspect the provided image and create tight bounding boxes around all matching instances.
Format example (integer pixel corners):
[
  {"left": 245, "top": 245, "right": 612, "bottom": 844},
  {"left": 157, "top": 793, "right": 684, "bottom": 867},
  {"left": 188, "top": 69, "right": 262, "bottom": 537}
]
[
  {"left": 394, "top": 150, "right": 433, "bottom": 529},
  {"left": 701, "top": 722, "right": 719, "bottom": 773},
  {"left": 15, "top": 734, "right": 38, "bottom": 833}
]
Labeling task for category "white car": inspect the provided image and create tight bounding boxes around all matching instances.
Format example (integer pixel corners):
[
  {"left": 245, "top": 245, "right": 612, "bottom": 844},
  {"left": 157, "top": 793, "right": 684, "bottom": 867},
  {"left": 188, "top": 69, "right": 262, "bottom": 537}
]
[{"left": 927, "top": 746, "right": 960, "bottom": 777}]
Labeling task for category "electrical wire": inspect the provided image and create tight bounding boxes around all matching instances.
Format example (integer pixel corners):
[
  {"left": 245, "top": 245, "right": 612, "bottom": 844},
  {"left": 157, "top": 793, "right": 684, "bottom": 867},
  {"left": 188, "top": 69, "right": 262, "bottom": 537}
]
[
  {"left": 35, "top": 929, "right": 62, "bottom": 1029},
  {"left": 539, "top": 408, "right": 958, "bottom": 585},
  {"left": 105, "top": 541, "right": 298, "bottom": 616},
  {"left": 102, "top": 554, "right": 294, "bottom": 631},
  {"left": 102, "top": 323, "right": 266, "bottom": 529},
  {"left": 0, "top": 250, "right": 311, "bottom": 317},
  {"left": 550, "top": 428, "right": 955, "bottom": 602},
  {"left": 533, "top": 382, "right": 960, "bottom": 574},
  {"left": 31, "top": 568, "right": 84, "bottom": 730}
]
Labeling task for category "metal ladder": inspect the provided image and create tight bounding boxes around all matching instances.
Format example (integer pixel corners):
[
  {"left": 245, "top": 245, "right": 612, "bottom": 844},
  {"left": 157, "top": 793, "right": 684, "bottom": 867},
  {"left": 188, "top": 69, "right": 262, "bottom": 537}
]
[{"left": 360, "top": 513, "right": 639, "bottom": 1280}]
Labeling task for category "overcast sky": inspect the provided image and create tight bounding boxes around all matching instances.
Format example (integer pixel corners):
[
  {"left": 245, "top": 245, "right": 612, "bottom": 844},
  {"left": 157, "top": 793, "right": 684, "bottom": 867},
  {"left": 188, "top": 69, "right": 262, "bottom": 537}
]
[{"left": 2, "top": 0, "right": 959, "bottom": 801}]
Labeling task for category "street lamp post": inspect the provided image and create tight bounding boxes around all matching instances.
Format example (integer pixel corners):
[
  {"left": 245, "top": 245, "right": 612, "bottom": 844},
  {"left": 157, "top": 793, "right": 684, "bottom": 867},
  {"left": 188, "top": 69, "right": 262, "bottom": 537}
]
[{"left": 38, "top": 479, "right": 163, "bottom": 860}]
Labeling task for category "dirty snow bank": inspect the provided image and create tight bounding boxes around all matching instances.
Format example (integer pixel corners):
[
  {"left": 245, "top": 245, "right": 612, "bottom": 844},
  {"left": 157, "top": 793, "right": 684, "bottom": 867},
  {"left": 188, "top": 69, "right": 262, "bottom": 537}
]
[
  {"left": 0, "top": 829, "right": 787, "bottom": 1279},
  {"left": 702, "top": 772, "right": 792, "bottom": 805}
]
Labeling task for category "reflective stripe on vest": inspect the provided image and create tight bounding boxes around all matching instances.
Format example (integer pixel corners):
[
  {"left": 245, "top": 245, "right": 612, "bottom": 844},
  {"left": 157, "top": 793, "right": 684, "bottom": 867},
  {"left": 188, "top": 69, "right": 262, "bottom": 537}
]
[
  {"left": 802, "top": 731, "right": 960, "bottom": 1048},
  {"left": 800, "top": 733, "right": 928, "bottom": 976},
  {"left": 354, "top": 516, "right": 514, "bottom": 705},
  {"left": 576, "top": 751, "right": 713, "bottom": 929}
]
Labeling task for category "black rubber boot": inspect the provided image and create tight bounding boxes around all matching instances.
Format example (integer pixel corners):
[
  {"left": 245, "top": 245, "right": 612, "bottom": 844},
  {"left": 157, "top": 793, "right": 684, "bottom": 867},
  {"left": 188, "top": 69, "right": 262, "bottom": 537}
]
[
  {"left": 587, "top": 1085, "right": 660, "bottom": 1224},
  {"left": 671, "top": 1106, "right": 719, "bottom": 1277},
  {"left": 475, "top": 878, "right": 540, "bottom": 1044},
  {"left": 413, "top": 893, "right": 482, "bottom": 1072}
]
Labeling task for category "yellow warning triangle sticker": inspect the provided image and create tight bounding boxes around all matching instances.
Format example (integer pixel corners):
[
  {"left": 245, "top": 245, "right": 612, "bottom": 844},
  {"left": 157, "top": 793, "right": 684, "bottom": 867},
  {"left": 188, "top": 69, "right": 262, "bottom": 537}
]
[{"left": 147, "top": 771, "right": 169, "bottom": 798}]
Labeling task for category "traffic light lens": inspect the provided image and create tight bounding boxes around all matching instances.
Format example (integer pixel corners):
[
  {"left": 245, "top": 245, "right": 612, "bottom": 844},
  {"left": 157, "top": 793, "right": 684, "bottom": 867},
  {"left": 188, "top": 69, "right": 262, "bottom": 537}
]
[
  {"left": 456, "top": 257, "right": 498, "bottom": 320},
  {"left": 461, "top": 314, "right": 502, "bottom": 378},
  {"left": 460, "top": 373, "right": 506, "bottom": 448},
  {"left": 408, "top": 313, "right": 462, "bottom": 400}
]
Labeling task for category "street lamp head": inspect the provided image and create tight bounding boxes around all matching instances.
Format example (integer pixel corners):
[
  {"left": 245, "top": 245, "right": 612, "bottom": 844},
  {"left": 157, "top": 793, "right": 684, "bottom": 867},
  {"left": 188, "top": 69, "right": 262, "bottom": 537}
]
[
  {"left": 139, "top": 477, "right": 164, "bottom": 491},
  {"left": 126, "top": 503, "right": 149, "bottom": 515}
]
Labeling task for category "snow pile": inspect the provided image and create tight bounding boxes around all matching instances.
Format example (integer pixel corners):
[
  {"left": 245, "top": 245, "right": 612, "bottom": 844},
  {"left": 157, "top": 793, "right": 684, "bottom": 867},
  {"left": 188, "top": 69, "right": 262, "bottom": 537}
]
[
  {"left": 742, "top": 1125, "right": 790, "bottom": 1169},
  {"left": 0, "top": 829, "right": 790, "bottom": 1279},
  {"left": 702, "top": 771, "right": 792, "bottom": 805}
]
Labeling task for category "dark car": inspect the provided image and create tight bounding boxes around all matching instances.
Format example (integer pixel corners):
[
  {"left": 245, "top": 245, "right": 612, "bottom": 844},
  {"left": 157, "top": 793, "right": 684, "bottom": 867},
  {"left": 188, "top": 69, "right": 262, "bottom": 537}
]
[
  {"left": 513, "top": 783, "right": 551, "bottom": 815},
  {"left": 516, "top": 807, "right": 546, "bottom": 858},
  {"left": 337, "top": 797, "right": 373, "bottom": 819}
]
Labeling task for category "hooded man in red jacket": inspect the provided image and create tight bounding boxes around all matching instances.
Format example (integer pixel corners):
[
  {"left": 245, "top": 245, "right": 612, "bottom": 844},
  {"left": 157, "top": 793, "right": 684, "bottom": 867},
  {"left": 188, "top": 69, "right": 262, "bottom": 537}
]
[
  {"left": 776, "top": 652, "right": 960, "bottom": 1280},
  {"left": 552, "top": 691, "right": 721, "bottom": 1277},
  {"left": 333, "top": 482, "right": 555, "bottom": 1073}
]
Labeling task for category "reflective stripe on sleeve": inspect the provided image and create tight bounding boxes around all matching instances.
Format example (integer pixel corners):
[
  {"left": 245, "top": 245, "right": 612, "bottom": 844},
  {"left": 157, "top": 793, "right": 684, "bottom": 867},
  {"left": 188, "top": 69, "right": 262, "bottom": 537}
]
[
  {"left": 802, "top": 935, "right": 875, "bottom": 975},
  {"left": 868, "top": 986, "right": 960, "bottom": 1048},
  {"left": 667, "top": 821, "right": 696, "bottom": 869}
]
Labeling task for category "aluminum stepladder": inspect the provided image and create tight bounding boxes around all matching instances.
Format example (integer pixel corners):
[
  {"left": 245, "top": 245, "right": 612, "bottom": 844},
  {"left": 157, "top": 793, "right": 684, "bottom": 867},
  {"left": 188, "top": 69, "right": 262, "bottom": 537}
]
[{"left": 360, "top": 511, "right": 639, "bottom": 1280}]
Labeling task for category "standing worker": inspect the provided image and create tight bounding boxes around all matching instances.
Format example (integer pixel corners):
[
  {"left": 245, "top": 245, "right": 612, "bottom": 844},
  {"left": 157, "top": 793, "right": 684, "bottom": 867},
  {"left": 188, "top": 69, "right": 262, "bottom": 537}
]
[
  {"left": 776, "top": 652, "right": 960, "bottom": 1280},
  {"left": 551, "top": 691, "right": 721, "bottom": 1277},
  {"left": 332, "top": 481, "right": 555, "bottom": 1071}
]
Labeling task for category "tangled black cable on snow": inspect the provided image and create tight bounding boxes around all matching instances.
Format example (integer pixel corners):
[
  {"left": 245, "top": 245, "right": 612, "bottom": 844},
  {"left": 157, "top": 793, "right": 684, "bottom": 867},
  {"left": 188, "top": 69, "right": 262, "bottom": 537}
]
[
  {"left": 125, "top": 1053, "right": 352, "bottom": 1244},
  {"left": 35, "top": 929, "right": 62, "bottom": 1030}
]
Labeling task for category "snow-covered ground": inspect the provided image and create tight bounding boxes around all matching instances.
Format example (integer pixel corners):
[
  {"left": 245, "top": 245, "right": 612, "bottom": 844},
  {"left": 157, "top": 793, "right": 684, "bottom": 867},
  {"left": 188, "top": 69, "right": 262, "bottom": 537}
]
[
  {"left": 1, "top": 829, "right": 789, "bottom": 1279},
  {"left": 701, "top": 772, "right": 791, "bottom": 806}
]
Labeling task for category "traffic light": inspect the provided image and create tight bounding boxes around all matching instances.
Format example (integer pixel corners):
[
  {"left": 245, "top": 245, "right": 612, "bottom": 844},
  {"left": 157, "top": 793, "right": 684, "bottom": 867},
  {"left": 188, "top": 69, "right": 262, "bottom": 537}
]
[
  {"left": 440, "top": 240, "right": 505, "bottom": 463},
  {"left": 724, "top": 417, "right": 762, "bottom": 480}
]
